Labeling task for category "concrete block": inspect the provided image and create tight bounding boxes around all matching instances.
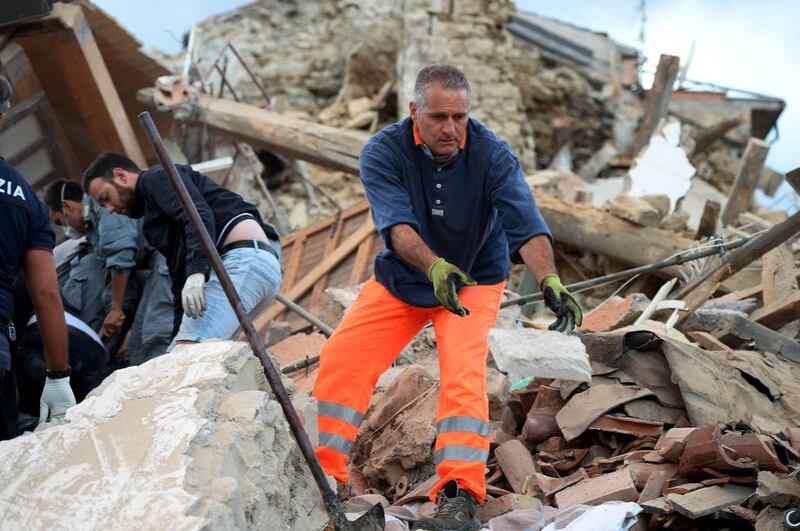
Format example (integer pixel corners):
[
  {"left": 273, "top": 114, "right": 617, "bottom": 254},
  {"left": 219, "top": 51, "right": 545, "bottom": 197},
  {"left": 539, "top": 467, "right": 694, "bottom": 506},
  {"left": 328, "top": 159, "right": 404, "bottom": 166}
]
[
  {"left": 0, "top": 341, "right": 327, "bottom": 530},
  {"left": 606, "top": 193, "right": 662, "bottom": 227},
  {"left": 488, "top": 328, "right": 591, "bottom": 386}
]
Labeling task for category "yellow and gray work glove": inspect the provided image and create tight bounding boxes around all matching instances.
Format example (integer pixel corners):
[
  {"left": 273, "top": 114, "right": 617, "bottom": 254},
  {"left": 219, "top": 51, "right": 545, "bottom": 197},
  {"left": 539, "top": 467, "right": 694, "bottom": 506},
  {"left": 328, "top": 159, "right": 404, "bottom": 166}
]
[
  {"left": 427, "top": 258, "right": 477, "bottom": 317},
  {"left": 182, "top": 272, "right": 207, "bottom": 318},
  {"left": 540, "top": 273, "right": 583, "bottom": 333},
  {"left": 40, "top": 376, "right": 76, "bottom": 423}
]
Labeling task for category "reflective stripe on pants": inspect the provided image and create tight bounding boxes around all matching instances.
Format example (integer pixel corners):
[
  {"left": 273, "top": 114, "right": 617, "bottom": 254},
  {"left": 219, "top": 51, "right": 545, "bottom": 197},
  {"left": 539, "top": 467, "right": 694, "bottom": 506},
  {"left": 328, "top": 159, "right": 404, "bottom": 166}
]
[{"left": 312, "top": 277, "right": 504, "bottom": 502}]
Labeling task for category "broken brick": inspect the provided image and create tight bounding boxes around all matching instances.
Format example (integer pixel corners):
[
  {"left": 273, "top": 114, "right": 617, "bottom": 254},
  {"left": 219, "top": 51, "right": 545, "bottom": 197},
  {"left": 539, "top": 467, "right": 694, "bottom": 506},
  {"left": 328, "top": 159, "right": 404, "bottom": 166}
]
[
  {"left": 589, "top": 415, "right": 664, "bottom": 437},
  {"left": 495, "top": 440, "right": 537, "bottom": 494},
  {"left": 475, "top": 494, "right": 541, "bottom": 524},
  {"left": 554, "top": 468, "right": 638, "bottom": 508},
  {"left": 638, "top": 470, "right": 667, "bottom": 504},
  {"left": 579, "top": 293, "right": 650, "bottom": 332},
  {"left": 666, "top": 484, "right": 754, "bottom": 519}
]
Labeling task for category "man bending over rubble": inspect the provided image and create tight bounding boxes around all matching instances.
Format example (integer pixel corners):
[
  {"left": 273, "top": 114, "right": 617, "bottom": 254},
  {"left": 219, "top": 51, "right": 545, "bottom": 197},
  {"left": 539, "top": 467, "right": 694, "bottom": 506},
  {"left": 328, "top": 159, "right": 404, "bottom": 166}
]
[
  {"left": 82, "top": 153, "right": 282, "bottom": 350},
  {"left": 312, "top": 64, "right": 583, "bottom": 531}
]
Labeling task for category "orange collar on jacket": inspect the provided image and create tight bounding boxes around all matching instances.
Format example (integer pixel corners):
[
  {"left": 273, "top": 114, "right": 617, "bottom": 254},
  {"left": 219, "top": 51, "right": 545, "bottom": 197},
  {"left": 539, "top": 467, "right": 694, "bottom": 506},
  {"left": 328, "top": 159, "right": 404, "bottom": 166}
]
[{"left": 413, "top": 121, "right": 468, "bottom": 150}]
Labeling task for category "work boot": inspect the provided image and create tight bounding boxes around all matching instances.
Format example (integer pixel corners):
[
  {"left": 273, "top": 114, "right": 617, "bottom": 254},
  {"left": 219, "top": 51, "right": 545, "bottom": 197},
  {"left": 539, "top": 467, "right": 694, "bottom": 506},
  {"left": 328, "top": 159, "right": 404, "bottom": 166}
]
[
  {"left": 411, "top": 480, "right": 480, "bottom": 531},
  {"left": 336, "top": 481, "right": 354, "bottom": 502}
]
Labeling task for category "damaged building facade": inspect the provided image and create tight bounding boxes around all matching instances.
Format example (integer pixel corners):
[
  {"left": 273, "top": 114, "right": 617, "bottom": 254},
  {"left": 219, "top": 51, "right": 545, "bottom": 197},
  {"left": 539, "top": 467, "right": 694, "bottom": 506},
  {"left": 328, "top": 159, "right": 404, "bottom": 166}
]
[{"left": 1, "top": 0, "right": 799, "bottom": 530}]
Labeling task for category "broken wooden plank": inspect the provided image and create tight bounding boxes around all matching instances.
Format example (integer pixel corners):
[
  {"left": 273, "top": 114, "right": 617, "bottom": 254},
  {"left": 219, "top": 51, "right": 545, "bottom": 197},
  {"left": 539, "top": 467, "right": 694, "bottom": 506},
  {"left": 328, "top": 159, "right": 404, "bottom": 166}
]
[
  {"left": 536, "top": 193, "right": 697, "bottom": 278},
  {"left": 749, "top": 292, "right": 800, "bottom": 330},
  {"left": 248, "top": 219, "right": 375, "bottom": 336},
  {"left": 139, "top": 88, "right": 368, "bottom": 175},
  {"left": 631, "top": 54, "right": 680, "bottom": 156},
  {"left": 494, "top": 440, "right": 537, "bottom": 495},
  {"left": 686, "top": 331, "right": 732, "bottom": 352},
  {"left": 675, "top": 207, "right": 800, "bottom": 319},
  {"left": 691, "top": 117, "right": 742, "bottom": 158},
  {"left": 666, "top": 484, "right": 753, "bottom": 519},
  {"left": 725, "top": 315, "right": 800, "bottom": 362},
  {"left": 576, "top": 141, "right": 617, "bottom": 182},
  {"left": 786, "top": 167, "right": 800, "bottom": 195},
  {"left": 35, "top": 3, "right": 146, "bottom": 165},
  {"left": 761, "top": 240, "right": 798, "bottom": 303},
  {"left": 695, "top": 199, "right": 721, "bottom": 240},
  {"left": 720, "top": 138, "right": 770, "bottom": 226},
  {"left": 638, "top": 470, "right": 668, "bottom": 504}
]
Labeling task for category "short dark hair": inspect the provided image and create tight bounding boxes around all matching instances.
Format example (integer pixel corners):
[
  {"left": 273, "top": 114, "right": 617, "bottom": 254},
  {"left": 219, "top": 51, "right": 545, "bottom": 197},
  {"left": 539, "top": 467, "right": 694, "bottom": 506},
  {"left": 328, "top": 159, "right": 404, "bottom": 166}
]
[
  {"left": 44, "top": 179, "right": 83, "bottom": 211},
  {"left": 82, "top": 151, "right": 140, "bottom": 191},
  {"left": 413, "top": 64, "right": 471, "bottom": 111}
]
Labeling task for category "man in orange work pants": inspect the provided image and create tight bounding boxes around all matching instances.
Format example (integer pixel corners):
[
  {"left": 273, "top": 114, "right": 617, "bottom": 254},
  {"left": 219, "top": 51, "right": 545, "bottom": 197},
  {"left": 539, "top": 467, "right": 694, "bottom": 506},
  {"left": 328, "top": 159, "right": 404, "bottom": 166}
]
[{"left": 313, "top": 64, "right": 582, "bottom": 531}]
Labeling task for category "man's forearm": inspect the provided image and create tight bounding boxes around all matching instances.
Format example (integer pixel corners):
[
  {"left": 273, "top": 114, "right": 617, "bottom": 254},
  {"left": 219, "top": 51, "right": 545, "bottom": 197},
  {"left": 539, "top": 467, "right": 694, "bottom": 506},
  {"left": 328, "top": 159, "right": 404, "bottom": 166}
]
[
  {"left": 518, "top": 235, "right": 557, "bottom": 285},
  {"left": 109, "top": 270, "right": 130, "bottom": 311},
  {"left": 23, "top": 250, "right": 69, "bottom": 371},
  {"left": 389, "top": 224, "right": 438, "bottom": 274}
]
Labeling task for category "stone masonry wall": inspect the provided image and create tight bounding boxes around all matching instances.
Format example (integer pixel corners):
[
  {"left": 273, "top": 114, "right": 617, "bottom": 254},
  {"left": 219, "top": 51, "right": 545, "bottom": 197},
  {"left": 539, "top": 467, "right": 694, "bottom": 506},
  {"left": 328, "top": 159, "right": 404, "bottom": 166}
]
[{"left": 398, "top": 0, "right": 537, "bottom": 170}]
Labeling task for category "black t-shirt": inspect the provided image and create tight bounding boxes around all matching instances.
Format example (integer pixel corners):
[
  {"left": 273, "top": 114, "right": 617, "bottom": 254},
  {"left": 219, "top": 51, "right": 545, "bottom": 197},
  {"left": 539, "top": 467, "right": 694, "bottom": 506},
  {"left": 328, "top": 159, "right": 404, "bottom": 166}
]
[{"left": 0, "top": 157, "right": 55, "bottom": 325}]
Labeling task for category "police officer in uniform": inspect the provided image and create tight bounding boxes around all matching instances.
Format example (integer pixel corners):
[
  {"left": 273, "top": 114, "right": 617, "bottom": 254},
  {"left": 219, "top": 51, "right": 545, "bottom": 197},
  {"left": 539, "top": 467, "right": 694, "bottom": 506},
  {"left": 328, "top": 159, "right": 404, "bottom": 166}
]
[{"left": 0, "top": 76, "right": 76, "bottom": 440}]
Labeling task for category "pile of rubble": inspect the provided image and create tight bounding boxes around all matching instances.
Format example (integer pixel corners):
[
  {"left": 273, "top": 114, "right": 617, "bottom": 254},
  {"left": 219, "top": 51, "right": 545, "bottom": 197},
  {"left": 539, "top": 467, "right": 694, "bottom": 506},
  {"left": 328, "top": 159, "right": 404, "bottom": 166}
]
[{"left": 272, "top": 306, "right": 800, "bottom": 530}]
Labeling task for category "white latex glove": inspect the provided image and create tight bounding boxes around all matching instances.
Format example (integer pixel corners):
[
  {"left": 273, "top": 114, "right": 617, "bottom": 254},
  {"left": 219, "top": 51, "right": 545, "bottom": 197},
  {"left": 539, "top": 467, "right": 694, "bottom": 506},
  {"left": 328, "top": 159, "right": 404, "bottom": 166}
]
[
  {"left": 182, "top": 273, "right": 207, "bottom": 318},
  {"left": 40, "top": 377, "right": 76, "bottom": 423}
]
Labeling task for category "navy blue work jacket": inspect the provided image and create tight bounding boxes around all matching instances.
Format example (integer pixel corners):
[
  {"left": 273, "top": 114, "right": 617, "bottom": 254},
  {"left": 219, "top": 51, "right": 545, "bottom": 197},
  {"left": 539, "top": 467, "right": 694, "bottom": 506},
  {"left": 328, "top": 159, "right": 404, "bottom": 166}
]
[{"left": 361, "top": 117, "right": 552, "bottom": 308}]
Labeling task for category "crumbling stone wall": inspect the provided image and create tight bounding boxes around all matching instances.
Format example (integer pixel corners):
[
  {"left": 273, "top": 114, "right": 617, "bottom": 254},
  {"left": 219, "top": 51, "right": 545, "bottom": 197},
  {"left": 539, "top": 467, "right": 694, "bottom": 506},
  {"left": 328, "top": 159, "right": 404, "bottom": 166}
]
[
  {"left": 193, "top": 0, "right": 401, "bottom": 113},
  {"left": 510, "top": 38, "right": 615, "bottom": 170},
  {"left": 398, "top": 0, "right": 537, "bottom": 171}
]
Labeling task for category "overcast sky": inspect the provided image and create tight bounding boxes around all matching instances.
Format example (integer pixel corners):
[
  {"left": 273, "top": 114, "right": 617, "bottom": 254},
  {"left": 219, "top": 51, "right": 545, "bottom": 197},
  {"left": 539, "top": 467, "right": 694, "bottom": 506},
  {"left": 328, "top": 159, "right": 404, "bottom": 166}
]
[{"left": 95, "top": 0, "right": 797, "bottom": 205}]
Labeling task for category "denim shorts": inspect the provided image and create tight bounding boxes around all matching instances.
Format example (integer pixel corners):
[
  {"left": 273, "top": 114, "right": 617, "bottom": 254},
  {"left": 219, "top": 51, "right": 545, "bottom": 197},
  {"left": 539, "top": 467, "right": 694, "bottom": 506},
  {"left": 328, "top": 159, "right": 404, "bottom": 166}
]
[{"left": 169, "top": 245, "right": 282, "bottom": 348}]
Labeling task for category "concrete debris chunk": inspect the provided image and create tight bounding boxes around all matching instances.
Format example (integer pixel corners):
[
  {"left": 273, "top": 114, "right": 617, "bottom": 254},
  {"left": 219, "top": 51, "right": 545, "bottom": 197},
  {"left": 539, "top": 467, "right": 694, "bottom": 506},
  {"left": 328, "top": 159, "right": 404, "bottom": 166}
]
[
  {"left": 0, "top": 341, "right": 327, "bottom": 531},
  {"left": 756, "top": 471, "right": 800, "bottom": 508},
  {"left": 488, "top": 328, "right": 592, "bottom": 386},
  {"left": 349, "top": 365, "right": 437, "bottom": 493},
  {"left": 606, "top": 193, "right": 662, "bottom": 227}
]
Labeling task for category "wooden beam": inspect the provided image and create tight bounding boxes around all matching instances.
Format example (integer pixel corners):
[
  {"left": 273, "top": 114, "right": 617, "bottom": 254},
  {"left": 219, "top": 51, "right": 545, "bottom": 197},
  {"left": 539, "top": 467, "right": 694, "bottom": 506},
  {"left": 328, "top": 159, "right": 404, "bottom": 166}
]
[
  {"left": 749, "top": 292, "right": 800, "bottom": 330},
  {"left": 140, "top": 88, "right": 367, "bottom": 175},
  {"left": 695, "top": 200, "right": 720, "bottom": 240},
  {"left": 690, "top": 117, "right": 741, "bottom": 158},
  {"left": 535, "top": 193, "right": 697, "bottom": 277},
  {"left": 249, "top": 219, "right": 375, "bottom": 336},
  {"left": 47, "top": 3, "right": 145, "bottom": 165},
  {"left": 576, "top": 141, "right": 617, "bottom": 182},
  {"left": 675, "top": 207, "right": 800, "bottom": 319},
  {"left": 350, "top": 232, "right": 376, "bottom": 285},
  {"left": 761, "top": 240, "right": 797, "bottom": 303},
  {"left": 719, "top": 138, "right": 770, "bottom": 226},
  {"left": 631, "top": 54, "right": 680, "bottom": 156},
  {"left": 786, "top": 167, "right": 800, "bottom": 195},
  {"left": 724, "top": 315, "right": 800, "bottom": 362}
]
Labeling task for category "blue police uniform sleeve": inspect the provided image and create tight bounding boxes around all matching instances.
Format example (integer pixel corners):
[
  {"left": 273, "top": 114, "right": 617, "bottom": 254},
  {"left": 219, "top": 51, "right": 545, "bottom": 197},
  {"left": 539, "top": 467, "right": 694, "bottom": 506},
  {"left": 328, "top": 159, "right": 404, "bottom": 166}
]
[
  {"left": 96, "top": 208, "right": 138, "bottom": 274},
  {"left": 487, "top": 146, "right": 553, "bottom": 264},
  {"left": 26, "top": 196, "right": 55, "bottom": 252},
  {"left": 359, "top": 138, "right": 420, "bottom": 251}
]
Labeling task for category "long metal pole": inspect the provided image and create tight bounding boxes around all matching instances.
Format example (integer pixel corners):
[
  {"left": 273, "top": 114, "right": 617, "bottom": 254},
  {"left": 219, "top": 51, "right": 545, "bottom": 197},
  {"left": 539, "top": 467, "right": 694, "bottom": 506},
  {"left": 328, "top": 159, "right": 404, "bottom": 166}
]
[
  {"left": 137, "top": 112, "right": 353, "bottom": 531},
  {"left": 500, "top": 233, "right": 754, "bottom": 309}
]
